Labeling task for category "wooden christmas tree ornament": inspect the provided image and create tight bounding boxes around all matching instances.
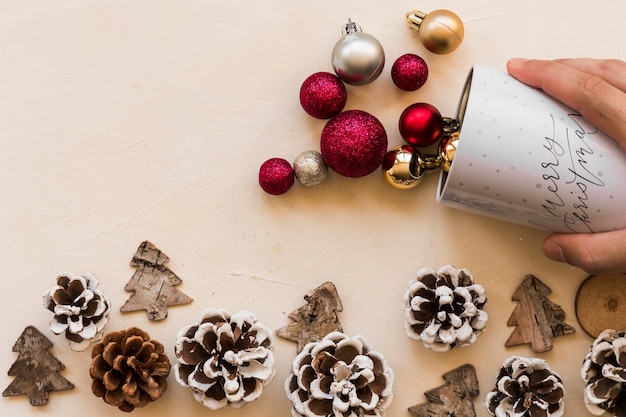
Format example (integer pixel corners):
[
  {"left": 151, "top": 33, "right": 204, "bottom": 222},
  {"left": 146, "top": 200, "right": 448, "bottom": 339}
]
[
  {"left": 276, "top": 281, "right": 343, "bottom": 352},
  {"left": 505, "top": 274, "right": 575, "bottom": 352},
  {"left": 408, "top": 364, "right": 479, "bottom": 417},
  {"left": 3, "top": 326, "right": 74, "bottom": 406},
  {"left": 120, "top": 240, "right": 193, "bottom": 321}
]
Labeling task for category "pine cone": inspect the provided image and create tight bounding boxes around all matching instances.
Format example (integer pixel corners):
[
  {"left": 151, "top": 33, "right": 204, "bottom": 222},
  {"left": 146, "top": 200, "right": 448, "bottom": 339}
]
[
  {"left": 285, "top": 331, "right": 394, "bottom": 417},
  {"left": 404, "top": 265, "right": 488, "bottom": 352},
  {"left": 581, "top": 329, "right": 626, "bottom": 416},
  {"left": 174, "top": 308, "right": 275, "bottom": 409},
  {"left": 89, "top": 327, "right": 170, "bottom": 412},
  {"left": 42, "top": 272, "right": 111, "bottom": 351},
  {"left": 485, "top": 356, "right": 564, "bottom": 417}
]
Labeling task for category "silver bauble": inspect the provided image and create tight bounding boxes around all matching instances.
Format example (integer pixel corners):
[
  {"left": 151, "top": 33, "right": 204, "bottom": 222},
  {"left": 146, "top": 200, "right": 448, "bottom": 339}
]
[
  {"left": 331, "top": 20, "right": 385, "bottom": 86},
  {"left": 293, "top": 151, "right": 328, "bottom": 187}
]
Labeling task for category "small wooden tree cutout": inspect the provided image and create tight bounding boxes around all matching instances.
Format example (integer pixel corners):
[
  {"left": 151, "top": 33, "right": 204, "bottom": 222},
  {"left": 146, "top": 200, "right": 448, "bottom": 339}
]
[
  {"left": 3, "top": 326, "right": 74, "bottom": 406},
  {"left": 276, "top": 281, "right": 343, "bottom": 352},
  {"left": 408, "top": 364, "right": 479, "bottom": 417},
  {"left": 120, "top": 240, "right": 193, "bottom": 321},
  {"left": 505, "top": 274, "right": 575, "bottom": 352}
]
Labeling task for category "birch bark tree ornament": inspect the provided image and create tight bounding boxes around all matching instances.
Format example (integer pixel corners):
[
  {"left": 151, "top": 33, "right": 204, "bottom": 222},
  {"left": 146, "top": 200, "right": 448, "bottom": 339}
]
[
  {"left": 408, "top": 364, "right": 479, "bottom": 417},
  {"left": 404, "top": 265, "right": 488, "bottom": 352},
  {"left": 276, "top": 281, "right": 343, "bottom": 352},
  {"left": 120, "top": 241, "right": 193, "bottom": 321},
  {"left": 505, "top": 275, "right": 575, "bottom": 353},
  {"left": 3, "top": 326, "right": 74, "bottom": 406}
]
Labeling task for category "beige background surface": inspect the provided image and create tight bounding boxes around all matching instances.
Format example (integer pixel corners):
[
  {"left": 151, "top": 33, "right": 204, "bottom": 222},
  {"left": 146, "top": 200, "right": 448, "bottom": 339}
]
[{"left": 1, "top": 1, "right": 624, "bottom": 416}]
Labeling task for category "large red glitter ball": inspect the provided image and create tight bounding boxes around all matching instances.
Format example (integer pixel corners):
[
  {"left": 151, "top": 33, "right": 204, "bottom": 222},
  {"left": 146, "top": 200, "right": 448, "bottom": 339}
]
[
  {"left": 258, "top": 158, "right": 294, "bottom": 195},
  {"left": 299, "top": 72, "right": 348, "bottom": 119},
  {"left": 398, "top": 102, "right": 443, "bottom": 147},
  {"left": 391, "top": 54, "right": 428, "bottom": 91},
  {"left": 320, "top": 110, "right": 388, "bottom": 178}
]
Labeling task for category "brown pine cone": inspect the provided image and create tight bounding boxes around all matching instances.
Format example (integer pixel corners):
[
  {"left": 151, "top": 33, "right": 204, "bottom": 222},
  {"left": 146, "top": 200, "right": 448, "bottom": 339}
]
[
  {"left": 485, "top": 356, "right": 564, "bottom": 417},
  {"left": 42, "top": 272, "right": 111, "bottom": 351},
  {"left": 582, "top": 329, "right": 626, "bottom": 416},
  {"left": 404, "top": 265, "right": 488, "bottom": 352},
  {"left": 285, "top": 331, "right": 394, "bottom": 417},
  {"left": 174, "top": 308, "right": 275, "bottom": 409},
  {"left": 89, "top": 327, "right": 170, "bottom": 412}
]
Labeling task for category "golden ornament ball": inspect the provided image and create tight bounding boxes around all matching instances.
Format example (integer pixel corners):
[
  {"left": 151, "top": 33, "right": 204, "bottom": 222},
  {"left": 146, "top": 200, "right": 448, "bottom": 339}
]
[{"left": 406, "top": 9, "right": 464, "bottom": 54}]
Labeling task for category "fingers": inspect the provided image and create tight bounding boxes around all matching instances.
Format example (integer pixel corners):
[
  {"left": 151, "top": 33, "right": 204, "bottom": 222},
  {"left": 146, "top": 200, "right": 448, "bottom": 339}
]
[
  {"left": 554, "top": 58, "right": 626, "bottom": 93},
  {"left": 507, "top": 58, "right": 626, "bottom": 152},
  {"left": 542, "top": 229, "right": 626, "bottom": 274}
]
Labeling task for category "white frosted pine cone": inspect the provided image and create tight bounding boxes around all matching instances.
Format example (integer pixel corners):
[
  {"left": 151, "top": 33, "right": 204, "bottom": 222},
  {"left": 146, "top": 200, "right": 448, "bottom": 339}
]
[
  {"left": 285, "top": 331, "right": 394, "bottom": 417},
  {"left": 485, "top": 356, "right": 564, "bottom": 417},
  {"left": 42, "top": 272, "right": 111, "bottom": 351},
  {"left": 174, "top": 308, "right": 275, "bottom": 409},
  {"left": 581, "top": 329, "right": 626, "bottom": 416},
  {"left": 404, "top": 265, "right": 487, "bottom": 352}
]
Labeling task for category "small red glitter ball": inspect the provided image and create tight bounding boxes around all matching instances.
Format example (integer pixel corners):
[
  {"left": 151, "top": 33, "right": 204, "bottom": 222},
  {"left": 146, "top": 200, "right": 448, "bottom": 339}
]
[
  {"left": 320, "top": 110, "right": 388, "bottom": 178},
  {"left": 391, "top": 54, "right": 428, "bottom": 91},
  {"left": 398, "top": 102, "right": 443, "bottom": 147},
  {"left": 299, "top": 72, "right": 348, "bottom": 119},
  {"left": 258, "top": 158, "right": 294, "bottom": 195}
]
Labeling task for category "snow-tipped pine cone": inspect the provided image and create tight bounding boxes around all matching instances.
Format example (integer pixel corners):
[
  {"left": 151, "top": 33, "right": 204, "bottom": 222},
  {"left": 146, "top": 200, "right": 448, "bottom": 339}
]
[
  {"left": 485, "top": 356, "right": 564, "bottom": 417},
  {"left": 42, "top": 272, "right": 111, "bottom": 351},
  {"left": 582, "top": 329, "right": 626, "bottom": 416},
  {"left": 89, "top": 327, "right": 171, "bottom": 412},
  {"left": 285, "top": 331, "right": 394, "bottom": 417},
  {"left": 174, "top": 308, "right": 275, "bottom": 409},
  {"left": 404, "top": 265, "right": 487, "bottom": 352}
]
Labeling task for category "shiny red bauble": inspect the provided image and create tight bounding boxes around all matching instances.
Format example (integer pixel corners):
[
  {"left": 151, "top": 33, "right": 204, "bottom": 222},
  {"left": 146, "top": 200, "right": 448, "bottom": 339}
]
[
  {"left": 320, "top": 110, "right": 388, "bottom": 178},
  {"left": 391, "top": 54, "right": 428, "bottom": 91},
  {"left": 398, "top": 102, "right": 443, "bottom": 147},
  {"left": 258, "top": 158, "right": 294, "bottom": 195},
  {"left": 299, "top": 72, "right": 348, "bottom": 119}
]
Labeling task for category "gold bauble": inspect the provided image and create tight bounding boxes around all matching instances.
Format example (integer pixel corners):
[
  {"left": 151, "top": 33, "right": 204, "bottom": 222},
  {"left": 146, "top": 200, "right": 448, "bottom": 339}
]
[
  {"left": 381, "top": 145, "right": 425, "bottom": 190},
  {"left": 438, "top": 132, "right": 459, "bottom": 172},
  {"left": 405, "top": 10, "right": 464, "bottom": 54}
]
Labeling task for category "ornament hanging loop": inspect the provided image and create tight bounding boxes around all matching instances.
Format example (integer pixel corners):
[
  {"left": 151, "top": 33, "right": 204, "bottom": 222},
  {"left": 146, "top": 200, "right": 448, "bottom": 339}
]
[
  {"left": 419, "top": 154, "right": 443, "bottom": 175},
  {"left": 442, "top": 117, "right": 460, "bottom": 136},
  {"left": 405, "top": 11, "right": 427, "bottom": 31},
  {"left": 342, "top": 18, "right": 361, "bottom": 35}
]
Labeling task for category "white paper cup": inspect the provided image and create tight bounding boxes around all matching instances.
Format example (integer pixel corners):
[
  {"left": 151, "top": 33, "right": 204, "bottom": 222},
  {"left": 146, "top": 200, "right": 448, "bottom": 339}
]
[{"left": 437, "top": 65, "right": 626, "bottom": 233}]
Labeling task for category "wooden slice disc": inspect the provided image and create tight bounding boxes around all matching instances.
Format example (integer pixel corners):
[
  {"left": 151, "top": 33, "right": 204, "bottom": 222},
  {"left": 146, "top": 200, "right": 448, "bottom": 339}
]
[{"left": 575, "top": 273, "right": 626, "bottom": 338}]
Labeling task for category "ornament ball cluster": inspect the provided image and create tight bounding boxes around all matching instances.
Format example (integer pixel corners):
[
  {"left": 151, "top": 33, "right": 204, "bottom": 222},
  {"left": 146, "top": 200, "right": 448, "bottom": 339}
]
[{"left": 259, "top": 14, "right": 463, "bottom": 195}]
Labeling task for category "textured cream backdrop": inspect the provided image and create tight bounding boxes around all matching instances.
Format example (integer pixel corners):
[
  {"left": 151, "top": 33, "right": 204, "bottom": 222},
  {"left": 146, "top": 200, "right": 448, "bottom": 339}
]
[{"left": 1, "top": 1, "right": 624, "bottom": 416}]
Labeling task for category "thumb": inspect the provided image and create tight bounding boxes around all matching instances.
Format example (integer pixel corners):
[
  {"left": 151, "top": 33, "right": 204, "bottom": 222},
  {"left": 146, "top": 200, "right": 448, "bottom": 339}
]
[{"left": 542, "top": 229, "right": 626, "bottom": 274}]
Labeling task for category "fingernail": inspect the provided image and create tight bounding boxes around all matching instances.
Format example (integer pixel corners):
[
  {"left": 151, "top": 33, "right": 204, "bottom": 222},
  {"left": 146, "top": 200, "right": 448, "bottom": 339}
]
[
  {"left": 542, "top": 239, "right": 566, "bottom": 263},
  {"left": 507, "top": 58, "right": 529, "bottom": 67}
]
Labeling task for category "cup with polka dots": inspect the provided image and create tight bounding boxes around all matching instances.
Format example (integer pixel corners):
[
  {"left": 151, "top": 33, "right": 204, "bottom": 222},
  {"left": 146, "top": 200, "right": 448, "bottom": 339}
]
[{"left": 437, "top": 65, "right": 626, "bottom": 233}]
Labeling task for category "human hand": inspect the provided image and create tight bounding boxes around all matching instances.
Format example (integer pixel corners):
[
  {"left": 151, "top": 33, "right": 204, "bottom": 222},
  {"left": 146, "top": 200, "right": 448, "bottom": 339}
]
[{"left": 507, "top": 58, "right": 626, "bottom": 274}]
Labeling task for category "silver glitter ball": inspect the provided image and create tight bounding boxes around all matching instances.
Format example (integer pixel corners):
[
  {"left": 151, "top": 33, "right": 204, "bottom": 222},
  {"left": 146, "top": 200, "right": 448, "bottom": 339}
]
[
  {"left": 293, "top": 151, "right": 328, "bottom": 187},
  {"left": 331, "top": 20, "right": 385, "bottom": 86}
]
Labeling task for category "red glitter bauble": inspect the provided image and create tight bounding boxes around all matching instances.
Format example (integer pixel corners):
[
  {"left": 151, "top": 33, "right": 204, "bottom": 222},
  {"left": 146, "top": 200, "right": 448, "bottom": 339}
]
[
  {"left": 320, "top": 110, "right": 388, "bottom": 178},
  {"left": 398, "top": 102, "right": 443, "bottom": 147},
  {"left": 391, "top": 54, "right": 428, "bottom": 91},
  {"left": 258, "top": 158, "right": 294, "bottom": 195},
  {"left": 299, "top": 72, "right": 348, "bottom": 119}
]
